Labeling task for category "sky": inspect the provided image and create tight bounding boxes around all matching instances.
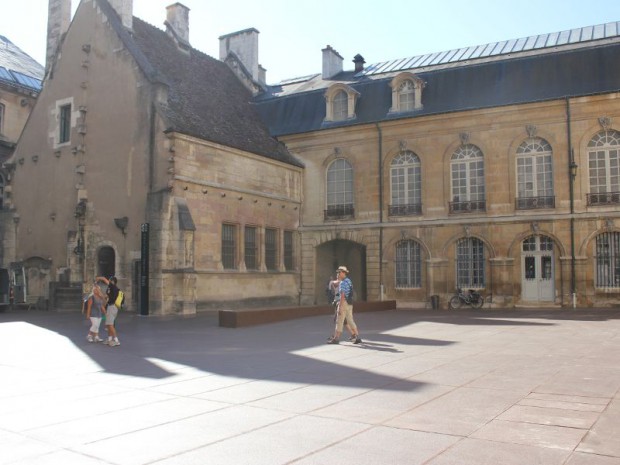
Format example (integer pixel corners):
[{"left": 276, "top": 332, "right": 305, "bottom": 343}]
[{"left": 1, "top": 0, "right": 620, "bottom": 84}]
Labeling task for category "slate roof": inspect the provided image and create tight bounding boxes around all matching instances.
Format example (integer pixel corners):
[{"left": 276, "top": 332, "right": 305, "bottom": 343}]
[
  {"left": 95, "top": 0, "right": 301, "bottom": 167},
  {"left": 0, "top": 35, "right": 44, "bottom": 93},
  {"left": 254, "top": 23, "right": 620, "bottom": 137}
]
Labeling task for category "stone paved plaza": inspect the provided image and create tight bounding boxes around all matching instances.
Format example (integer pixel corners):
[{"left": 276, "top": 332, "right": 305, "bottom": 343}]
[{"left": 1, "top": 307, "right": 619, "bottom": 465}]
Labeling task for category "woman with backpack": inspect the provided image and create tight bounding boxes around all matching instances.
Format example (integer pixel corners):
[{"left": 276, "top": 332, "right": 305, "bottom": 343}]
[{"left": 96, "top": 276, "right": 121, "bottom": 347}]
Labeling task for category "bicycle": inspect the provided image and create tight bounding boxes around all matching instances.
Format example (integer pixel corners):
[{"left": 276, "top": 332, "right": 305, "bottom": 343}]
[{"left": 448, "top": 287, "right": 484, "bottom": 309}]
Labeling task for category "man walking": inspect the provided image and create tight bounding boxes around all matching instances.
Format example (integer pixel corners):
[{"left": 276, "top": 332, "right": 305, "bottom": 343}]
[{"left": 327, "top": 266, "right": 362, "bottom": 344}]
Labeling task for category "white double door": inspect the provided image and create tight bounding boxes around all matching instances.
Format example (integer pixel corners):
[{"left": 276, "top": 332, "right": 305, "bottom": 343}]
[{"left": 521, "top": 235, "right": 555, "bottom": 302}]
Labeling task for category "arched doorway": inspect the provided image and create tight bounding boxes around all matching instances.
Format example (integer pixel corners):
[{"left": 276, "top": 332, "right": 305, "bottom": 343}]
[
  {"left": 521, "top": 235, "right": 554, "bottom": 302},
  {"left": 98, "top": 246, "right": 115, "bottom": 278},
  {"left": 315, "top": 239, "right": 366, "bottom": 304}
]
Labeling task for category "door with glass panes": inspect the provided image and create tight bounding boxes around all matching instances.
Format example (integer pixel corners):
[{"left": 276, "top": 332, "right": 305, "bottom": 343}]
[{"left": 521, "top": 235, "right": 554, "bottom": 301}]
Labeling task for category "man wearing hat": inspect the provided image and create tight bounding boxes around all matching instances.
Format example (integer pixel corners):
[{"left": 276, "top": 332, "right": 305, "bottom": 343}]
[{"left": 328, "top": 266, "right": 362, "bottom": 344}]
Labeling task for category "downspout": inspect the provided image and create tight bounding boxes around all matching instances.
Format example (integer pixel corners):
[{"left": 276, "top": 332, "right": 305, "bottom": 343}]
[
  {"left": 376, "top": 123, "right": 384, "bottom": 300},
  {"left": 566, "top": 97, "right": 577, "bottom": 308}
]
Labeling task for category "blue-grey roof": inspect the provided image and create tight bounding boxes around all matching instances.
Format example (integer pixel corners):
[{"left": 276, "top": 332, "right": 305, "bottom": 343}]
[
  {"left": 254, "top": 22, "right": 620, "bottom": 137},
  {"left": 0, "top": 35, "right": 44, "bottom": 93}
]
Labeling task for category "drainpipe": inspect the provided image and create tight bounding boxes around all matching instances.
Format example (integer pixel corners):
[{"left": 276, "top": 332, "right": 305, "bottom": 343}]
[
  {"left": 566, "top": 97, "right": 577, "bottom": 308},
  {"left": 376, "top": 123, "right": 384, "bottom": 300}
]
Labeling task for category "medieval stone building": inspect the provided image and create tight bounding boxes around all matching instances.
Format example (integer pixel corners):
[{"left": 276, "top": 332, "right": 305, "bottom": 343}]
[
  {"left": 6, "top": 0, "right": 302, "bottom": 313},
  {"left": 4, "top": 0, "right": 620, "bottom": 312}
]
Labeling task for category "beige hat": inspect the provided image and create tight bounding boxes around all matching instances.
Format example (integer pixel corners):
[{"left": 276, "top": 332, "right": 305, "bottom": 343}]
[{"left": 336, "top": 266, "right": 349, "bottom": 274}]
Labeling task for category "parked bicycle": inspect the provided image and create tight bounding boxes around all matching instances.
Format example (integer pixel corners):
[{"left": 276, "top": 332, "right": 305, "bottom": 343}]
[{"left": 449, "top": 287, "right": 484, "bottom": 309}]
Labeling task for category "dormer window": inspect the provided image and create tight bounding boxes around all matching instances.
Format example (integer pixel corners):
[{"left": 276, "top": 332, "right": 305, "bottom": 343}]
[
  {"left": 324, "top": 84, "right": 359, "bottom": 122},
  {"left": 389, "top": 73, "right": 424, "bottom": 113}
]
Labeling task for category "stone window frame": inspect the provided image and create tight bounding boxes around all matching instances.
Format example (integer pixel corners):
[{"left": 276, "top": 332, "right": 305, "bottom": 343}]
[
  {"left": 244, "top": 225, "right": 259, "bottom": 271},
  {"left": 588, "top": 130, "right": 620, "bottom": 198},
  {"left": 53, "top": 97, "right": 74, "bottom": 148},
  {"left": 389, "top": 150, "right": 422, "bottom": 216},
  {"left": 264, "top": 227, "right": 278, "bottom": 271},
  {"left": 325, "top": 157, "right": 355, "bottom": 219},
  {"left": 324, "top": 83, "right": 359, "bottom": 122},
  {"left": 389, "top": 72, "right": 425, "bottom": 113},
  {"left": 0, "top": 102, "right": 4, "bottom": 135},
  {"left": 395, "top": 239, "right": 422, "bottom": 288},
  {"left": 221, "top": 223, "right": 238, "bottom": 270},
  {"left": 456, "top": 236, "right": 486, "bottom": 289},
  {"left": 283, "top": 230, "right": 294, "bottom": 271}
]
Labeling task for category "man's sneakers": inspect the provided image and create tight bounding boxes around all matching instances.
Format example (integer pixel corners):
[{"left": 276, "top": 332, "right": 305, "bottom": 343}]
[
  {"left": 326, "top": 336, "right": 340, "bottom": 344},
  {"left": 109, "top": 339, "right": 121, "bottom": 347},
  {"left": 93, "top": 336, "right": 104, "bottom": 343},
  {"left": 349, "top": 335, "right": 363, "bottom": 344},
  {"left": 86, "top": 335, "right": 94, "bottom": 343}
]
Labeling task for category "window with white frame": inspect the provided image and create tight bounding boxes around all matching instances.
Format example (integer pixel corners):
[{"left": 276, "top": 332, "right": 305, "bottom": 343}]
[
  {"left": 595, "top": 232, "right": 620, "bottom": 288},
  {"left": 395, "top": 239, "right": 422, "bottom": 288},
  {"left": 588, "top": 130, "right": 620, "bottom": 204},
  {"left": 221, "top": 224, "right": 237, "bottom": 270},
  {"left": 516, "top": 138, "right": 554, "bottom": 209},
  {"left": 389, "top": 73, "right": 424, "bottom": 113},
  {"left": 450, "top": 144, "right": 485, "bottom": 213},
  {"left": 326, "top": 158, "right": 354, "bottom": 218},
  {"left": 390, "top": 150, "right": 421, "bottom": 216},
  {"left": 324, "top": 84, "right": 359, "bottom": 122},
  {"left": 456, "top": 237, "right": 485, "bottom": 288}
]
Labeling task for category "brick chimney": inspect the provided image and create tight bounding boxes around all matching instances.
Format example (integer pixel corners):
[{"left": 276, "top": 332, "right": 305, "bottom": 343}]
[
  {"left": 322, "top": 45, "right": 343, "bottom": 79},
  {"left": 46, "top": 0, "right": 71, "bottom": 74},
  {"left": 108, "top": 0, "right": 133, "bottom": 30},
  {"left": 219, "top": 28, "right": 260, "bottom": 82},
  {"left": 165, "top": 3, "right": 190, "bottom": 44}
]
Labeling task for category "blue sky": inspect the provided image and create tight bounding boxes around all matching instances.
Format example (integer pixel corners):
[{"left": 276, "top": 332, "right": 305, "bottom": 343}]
[{"left": 2, "top": 0, "right": 620, "bottom": 84}]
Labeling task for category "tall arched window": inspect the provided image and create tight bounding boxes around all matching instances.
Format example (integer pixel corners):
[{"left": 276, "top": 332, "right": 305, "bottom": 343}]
[
  {"left": 325, "top": 158, "right": 354, "bottom": 219},
  {"left": 390, "top": 151, "right": 421, "bottom": 216},
  {"left": 595, "top": 232, "right": 620, "bottom": 288},
  {"left": 456, "top": 237, "right": 485, "bottom": 288},
  {"left": 395, "top": 239, "right": 422, "bottom": 288},
  {"left": 450, "top": 144, "right": 485, "bottom": 213},
  {"left": 516, "top": 138, "right": 554, "bottom": 209},
  {"left": 588, "top": 130, "right": 620, "bottom": 206}
]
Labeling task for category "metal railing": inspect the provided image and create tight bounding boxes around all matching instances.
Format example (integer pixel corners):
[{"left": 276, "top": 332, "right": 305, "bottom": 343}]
[
  {"left": 515, "top": 195, "right": 555, "bottom": 210},
  {"left": 587, "top": 192, "right": 620, "bottom": 206},
  {"left": 448, "top": 200, "right": 486, "bottom": 214},
  {"left": 388, "top": 203, "right": 422, "bottom": 216},
  {"left": 324, "top": 204, "right": 354, "bottom": 220}
]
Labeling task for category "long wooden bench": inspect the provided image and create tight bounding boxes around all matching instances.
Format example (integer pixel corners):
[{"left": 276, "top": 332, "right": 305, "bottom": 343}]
[{"left": 218, "top": 300, "right": 397, "bottom": 328}]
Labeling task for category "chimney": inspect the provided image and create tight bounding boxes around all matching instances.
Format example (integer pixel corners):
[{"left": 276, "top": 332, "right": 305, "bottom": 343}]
[
  {"left": 322, "top": 45, "right": 343, "bottom": 79},
  {"left": 353, "top": 54, "right": 365, "bottom": 73},
  {"left": 165, "top": 3, "right": 190, "bottom": 44},
  {"left": 219, "top": 28, "right": 260, "bottom": 82},
  {"left": 108, "top": 0, "right": 133, "bottom": 30},
  {"left": 46, "top": 0, "right": 71, "bottom": 74}
]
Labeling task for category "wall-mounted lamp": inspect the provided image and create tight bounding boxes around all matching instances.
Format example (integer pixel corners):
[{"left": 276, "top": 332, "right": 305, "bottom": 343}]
[
  {"left": 114, "top": 216, "right": 128, "bottom": 236},
  {"left": 569, "top": 161, "right": 578, "bottom": 179}
]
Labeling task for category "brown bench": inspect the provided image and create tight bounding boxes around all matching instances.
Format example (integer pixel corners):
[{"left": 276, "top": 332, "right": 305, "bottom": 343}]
[{"left": 218, "top": 300, "right": 397, "bottom": 328}]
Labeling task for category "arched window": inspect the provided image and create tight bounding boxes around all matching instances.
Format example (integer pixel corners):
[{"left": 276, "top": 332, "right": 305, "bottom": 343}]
[
  {"left": 588, "top": 130, "right": 620, "bottom": 206},
  {"left": 456, "top": 237, "right": 485, "bottom": 288},
  {"left": 333, "top": 90, "right": 348, "bottom": 121},
  {"left": 395, "top": 239, "right": 422, "bottom": 288},
  {"left": 390, "top": 151, "right": 421, "bottom": 216},
  {"left": 516, "top": 138, "right": 554, "bottom": 209},
  {"left": 325, "top": 158, "right": 354, "bottom": 219},
  {"left": 450, "top": 144, "right": 485, "bottom": 213},
  {"left": 324, "top": 84, "right": 359, "bottom": 122},
  {"left": 389, "top": 73, "right": 424, "bottom": 113},
  {"left": 595, "top": 232, "right": 620, "bottom": 288}
]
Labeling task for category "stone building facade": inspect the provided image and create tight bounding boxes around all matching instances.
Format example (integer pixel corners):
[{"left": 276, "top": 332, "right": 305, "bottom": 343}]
[
  {"left": 255, "top": 25, "right": 620, "bottom": 308},
  {"left": 5, "top": 0, "right": 302, "bottom": 313}
]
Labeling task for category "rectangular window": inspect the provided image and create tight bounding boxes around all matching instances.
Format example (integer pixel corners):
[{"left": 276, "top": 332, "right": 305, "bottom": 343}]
[
  {"left": 265, "top": 228, "right": 278, "bottom": 271},
  {"left": 221, "top": 224, "right": 237, "bottom": 270},
  {"left": 59, "top": 104, "right": 71, "bottom": 144},
  {"left": 283, "top": 231, "right": 294, "bottom": 271},
  {"left": 244, "top": 226, "right": 258, "bottom": 270},
  {"left": 0, "top": 103, "right": 4, "bottom": 135}
]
